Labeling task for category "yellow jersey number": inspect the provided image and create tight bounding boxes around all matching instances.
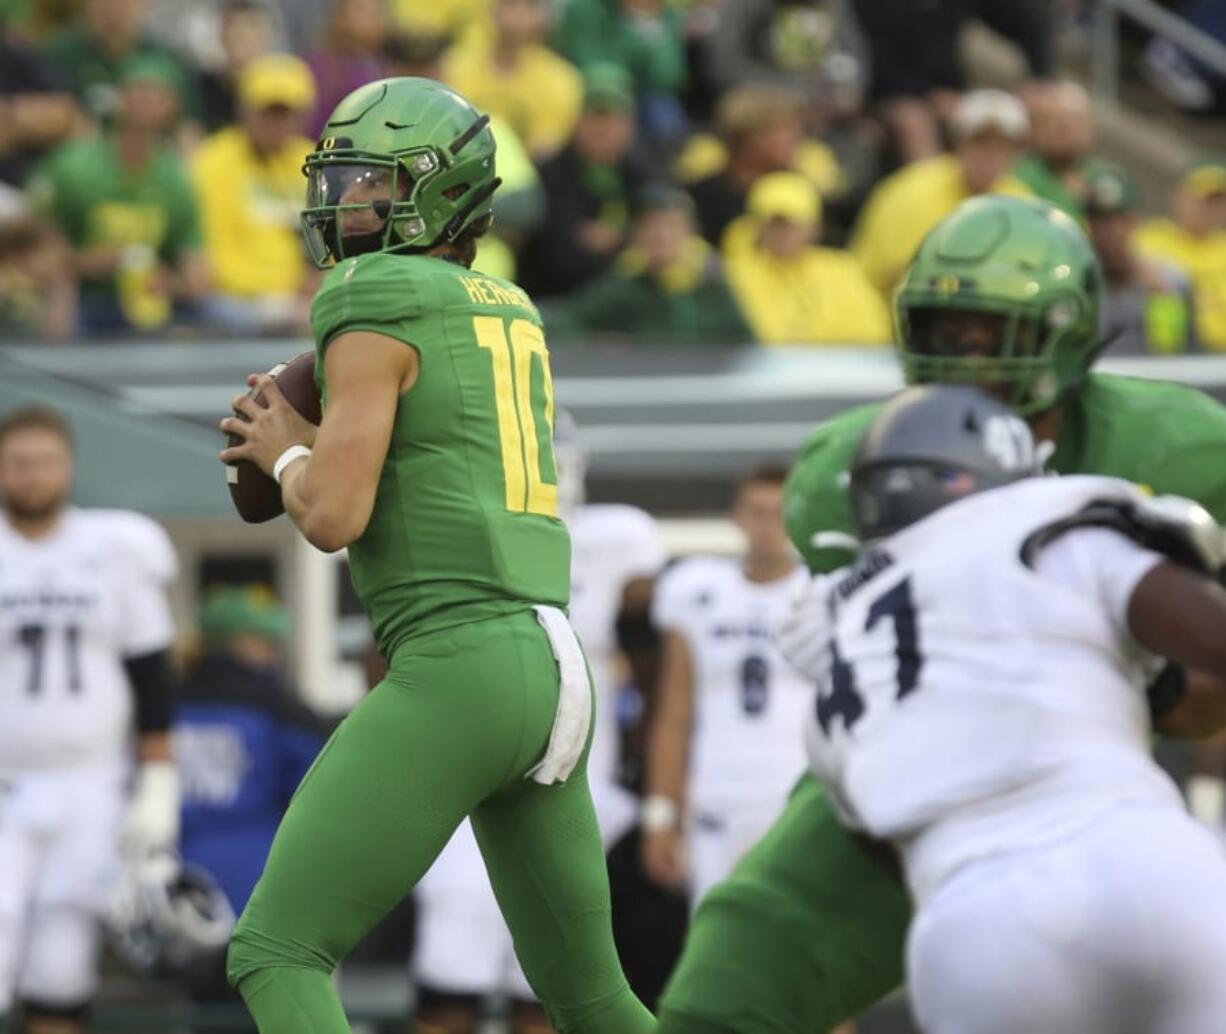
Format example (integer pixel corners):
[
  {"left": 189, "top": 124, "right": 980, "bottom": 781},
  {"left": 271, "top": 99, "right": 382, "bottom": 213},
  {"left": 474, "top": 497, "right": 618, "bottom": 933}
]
[{"left": 474, "top": 315, "right": 558, "bottom": 518}]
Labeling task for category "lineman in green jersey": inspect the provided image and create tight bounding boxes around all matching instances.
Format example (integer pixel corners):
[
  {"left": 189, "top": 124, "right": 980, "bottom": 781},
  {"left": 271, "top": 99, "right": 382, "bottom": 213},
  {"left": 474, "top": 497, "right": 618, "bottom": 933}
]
[
  {"left": 219, "top": 78, "right": 655, "bottom": 1034},
  {"left": 656, "top": 194, "right": 1226, "bottom": 1034}
]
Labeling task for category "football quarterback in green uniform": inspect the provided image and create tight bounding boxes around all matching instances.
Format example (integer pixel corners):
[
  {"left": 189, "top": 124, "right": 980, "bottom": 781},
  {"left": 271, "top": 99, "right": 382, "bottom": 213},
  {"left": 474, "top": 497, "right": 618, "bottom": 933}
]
[
  {"left": 656, "top": 194, "right": 1226, "bottom": 1033},
  {"left": 219, "top": 78, "right": 654, "bottom": 1034}
]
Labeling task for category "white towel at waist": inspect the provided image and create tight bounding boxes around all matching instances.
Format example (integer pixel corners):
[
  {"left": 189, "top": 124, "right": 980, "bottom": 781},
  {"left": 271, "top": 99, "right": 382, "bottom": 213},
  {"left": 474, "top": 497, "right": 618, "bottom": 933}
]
[{"left": 527, "top": 604, "right": 593, "bottom": 786}]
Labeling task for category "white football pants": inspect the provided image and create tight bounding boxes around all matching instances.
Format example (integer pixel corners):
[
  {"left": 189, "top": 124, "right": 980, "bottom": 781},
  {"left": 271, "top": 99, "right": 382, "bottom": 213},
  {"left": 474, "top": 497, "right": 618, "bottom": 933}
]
[
  {"left": 0, "top": 764, "right": 124, "bottom": 1011},
  {"left": 908, "top": 802, "right": 1226, "bottom": 1034}
]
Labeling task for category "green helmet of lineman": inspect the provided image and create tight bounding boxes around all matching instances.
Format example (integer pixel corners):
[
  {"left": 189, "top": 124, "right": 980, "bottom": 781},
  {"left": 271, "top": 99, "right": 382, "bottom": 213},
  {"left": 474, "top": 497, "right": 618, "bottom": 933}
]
[
  {"left": 300, "top": 77, "right": 500, "bottom": 266},
  {"left": 894, "top": 194, "right": 1104, "bottom": 416}
]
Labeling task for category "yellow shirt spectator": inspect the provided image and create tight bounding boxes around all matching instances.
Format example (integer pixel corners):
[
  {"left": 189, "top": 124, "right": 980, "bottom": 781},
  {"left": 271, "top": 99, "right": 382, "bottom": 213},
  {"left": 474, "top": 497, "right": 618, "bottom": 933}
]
[
  {"left": 852, "top": 154, "right": 1031, "bottom": 298},
  {"left": 473, "top": 116, "right": 543, "bottom": 281},
  {"left": 1133, "top": 164, "right": 1226, "bottom": 351},
  {"left": 191, "top": 55, "right": 316, "bottom": 305},
  {"left": 675, "top": 134, "right": 842, "bottom": 199},
  {"left": 725, "top": 172, "right": 891, "bottom": 346},
  {"left": 442, "top": 1, "right": 583, "bottom": 160},
  {"left": 1134, "top": 219, "right": 1226, "bottom": 350},
  {"left": 852, "top": 91, "right": 1033, "bottom": 298},
  {"left": 192, "top": 126, "right": 312, "bottom": 298},
  {"left": 391, "top": 0, "right": 490, "bottom": 37}
]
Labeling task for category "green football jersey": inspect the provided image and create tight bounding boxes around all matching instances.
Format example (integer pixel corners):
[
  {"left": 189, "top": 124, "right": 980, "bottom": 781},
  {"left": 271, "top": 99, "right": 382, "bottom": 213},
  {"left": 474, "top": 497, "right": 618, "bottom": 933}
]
[
  {"left": 785, "top": 372, "right": 1226, "bottom": 573},
  {"left": 311, "top": 251, "right": 570, "bottom": 656}
]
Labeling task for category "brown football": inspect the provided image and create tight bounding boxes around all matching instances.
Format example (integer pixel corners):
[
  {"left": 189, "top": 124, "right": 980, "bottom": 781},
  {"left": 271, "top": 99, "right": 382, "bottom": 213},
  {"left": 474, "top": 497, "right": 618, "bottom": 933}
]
[{"left": 225, "top": 352, "right": 322, "bottom": 523}]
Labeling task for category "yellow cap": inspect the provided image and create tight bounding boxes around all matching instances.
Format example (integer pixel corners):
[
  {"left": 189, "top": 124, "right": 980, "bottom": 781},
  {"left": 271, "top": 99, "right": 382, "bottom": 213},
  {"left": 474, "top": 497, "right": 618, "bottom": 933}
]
[
  {"left": 1183, "top": 162, "right": 1226, "bottom": 199},
  {"left": 238, "top": 54, "right": 316, "bottom": 112},
  {"left": 747, "top": 171, "right": 820, "bottom": 224}
]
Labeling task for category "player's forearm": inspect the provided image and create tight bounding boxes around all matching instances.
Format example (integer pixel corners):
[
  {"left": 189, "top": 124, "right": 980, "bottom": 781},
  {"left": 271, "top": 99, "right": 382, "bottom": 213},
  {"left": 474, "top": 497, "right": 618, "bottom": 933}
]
[
  {"left": 1129, "top": 562, "right": 1226, "bottom": 681},
  {"left": 644, "top": 633, "right": 693, "bottom": 809},
  {"left": 1157, "top": 669, "right": 1226, "bottom": 739},
  {"left": 645, "top": 700, "right": 689, "bottom": 797},
  {"left": 281, "top": 455, "right": 362, "bottom": 553},
  {"left": 136, "top": 729, "right": 173, "bottom": 764}
]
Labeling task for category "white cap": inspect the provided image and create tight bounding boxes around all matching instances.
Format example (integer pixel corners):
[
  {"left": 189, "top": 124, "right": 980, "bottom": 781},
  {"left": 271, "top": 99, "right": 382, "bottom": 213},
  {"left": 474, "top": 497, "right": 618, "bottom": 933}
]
[{"left": 950, "top": 89, "right": 1029, "bottom": 142}]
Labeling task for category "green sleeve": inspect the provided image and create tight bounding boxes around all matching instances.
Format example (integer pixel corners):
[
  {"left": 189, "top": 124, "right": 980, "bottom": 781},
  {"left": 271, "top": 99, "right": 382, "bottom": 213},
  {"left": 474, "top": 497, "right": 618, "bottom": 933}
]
[
  {"left": 554, "top": 0, "right": 607, "bottom": 71},
  {"left": 634, "top": 6, "right": 686, "bottom": 93},
  {"left": 556, "top": 273, "right": 639, "bottom": 334},
  {"left": 161, "top": 161, "right": 203, "bottom": 256},
  {"left": 783, "top": 404, "right": 880, "bottom": 573},
  {"left": 697, "top": 279, "right": 754, "bottom": 342},
  {"left": 170, "top": 50, "right": 205, "bottom": 124},
  {"left": 310, "top": 253, "right": 428, "bottom": 351},
  {"left": 642, "top": 5, "right": 691, "bottom": 93},
  {"left": 1147, "top": 442, "right": 1226, "bottom": 523},
  {"left": 1086, "top": 376, "right": 1226, "bottom": 523},
  {"left": 1136, "top": 388, "right": 1226, "bottom": 523},
  {"left": 25, "top": 151, "right": 79, "bottom": 243}
]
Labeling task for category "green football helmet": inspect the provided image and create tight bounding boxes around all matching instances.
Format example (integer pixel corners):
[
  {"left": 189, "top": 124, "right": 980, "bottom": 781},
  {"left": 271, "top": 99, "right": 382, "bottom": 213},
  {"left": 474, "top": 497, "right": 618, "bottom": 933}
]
[
  {"left": 301, "top": 77, "right": 500, "bottom": 266},
  {"left": 894, "top": 194, "right": 1104, "bottom": 416}
]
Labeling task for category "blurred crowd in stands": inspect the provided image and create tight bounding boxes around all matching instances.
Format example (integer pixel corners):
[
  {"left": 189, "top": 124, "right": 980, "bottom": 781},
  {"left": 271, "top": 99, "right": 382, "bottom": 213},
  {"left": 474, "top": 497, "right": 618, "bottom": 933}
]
[{"left": 0, "top": 0, "right": 1224, "bottom": 355}]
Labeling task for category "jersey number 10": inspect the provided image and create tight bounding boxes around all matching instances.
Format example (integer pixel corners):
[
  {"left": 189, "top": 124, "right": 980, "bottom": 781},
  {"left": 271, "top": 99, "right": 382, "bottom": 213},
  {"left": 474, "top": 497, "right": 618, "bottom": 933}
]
[{"left": 474, "top": 316, "right": 558, "bottom": 519}]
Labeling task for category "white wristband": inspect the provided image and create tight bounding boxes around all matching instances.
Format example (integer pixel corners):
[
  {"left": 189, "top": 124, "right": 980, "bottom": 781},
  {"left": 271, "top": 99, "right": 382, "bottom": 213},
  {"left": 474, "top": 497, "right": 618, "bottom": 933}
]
[
  {"left": 641, "top": 795, "right": 680, "bottom": 832},
  {"left": 1188, "top": 775, "right": 1226, "bottom": 825},
  {"left": 273, "top": 444, "right": 312, "bottom": 485}
]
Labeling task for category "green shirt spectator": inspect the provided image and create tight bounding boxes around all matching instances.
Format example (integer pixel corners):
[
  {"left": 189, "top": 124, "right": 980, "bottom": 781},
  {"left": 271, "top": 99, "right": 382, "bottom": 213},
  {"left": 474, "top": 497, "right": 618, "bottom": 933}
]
[
  {"left": 1014, "top": 151, "right": 1108, "bottom": 222},
  {"left": 546, "top": 186, "right": 752, "bottom": 344},
  {"left": 41, "top": 0, "right": 202, "bottom": 124},
  {"left": 28, "top": 56, "right": 206, "bottom": 333},
  {"left": 1085, "top": 163, "right": 1197, "bottom": 356},
  {"left": 1012, "top": 80, "right": 1101, "bottom": 221},
  {"left": 555, "top": 0, "right": 685, "bottom": 97}
]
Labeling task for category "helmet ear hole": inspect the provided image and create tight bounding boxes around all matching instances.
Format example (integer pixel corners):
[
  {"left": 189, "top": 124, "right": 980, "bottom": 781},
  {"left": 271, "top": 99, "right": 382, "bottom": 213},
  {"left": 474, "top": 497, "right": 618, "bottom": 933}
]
[{"left": 443, "top": 182, "right": 470, "bottom": 201}]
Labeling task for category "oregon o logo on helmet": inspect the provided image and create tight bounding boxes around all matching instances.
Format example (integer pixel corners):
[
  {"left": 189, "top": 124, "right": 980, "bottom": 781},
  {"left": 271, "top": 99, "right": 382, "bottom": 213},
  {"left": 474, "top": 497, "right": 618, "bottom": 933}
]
[
  {"left": 932, "top": 273, "right": 961, "bottom": 295},
  {"left": 982, "top": 414, "right": 1034, "bottom": 471}
]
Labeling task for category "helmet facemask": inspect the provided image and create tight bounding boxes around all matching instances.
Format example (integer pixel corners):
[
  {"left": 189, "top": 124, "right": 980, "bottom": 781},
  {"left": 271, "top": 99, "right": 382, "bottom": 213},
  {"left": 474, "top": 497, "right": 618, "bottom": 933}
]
[
  {"left": 892, "top": 196, "right": 1105, "bottom": 418},
  {"left": 897, "top": 293, "right": 1089, "bottom": 416},
  {"left": 850, "top": 462, "right": 994, "bottom": 541},
  {"left": 301, "top": 137, "right": 498, "bottom": 267},
  {"left": 848, "top": 384, "right": 1041, "bottom": 541}
]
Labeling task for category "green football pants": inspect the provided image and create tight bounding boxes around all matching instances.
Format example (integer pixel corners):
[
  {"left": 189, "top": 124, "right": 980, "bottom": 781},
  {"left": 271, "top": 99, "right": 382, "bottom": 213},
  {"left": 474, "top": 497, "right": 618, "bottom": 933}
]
[
  {"left": 657, "top": 774, "right": 912, "bottom": 1034},
  {"left": 226, "top": 611, "right": 654, "bottom": 1034}
]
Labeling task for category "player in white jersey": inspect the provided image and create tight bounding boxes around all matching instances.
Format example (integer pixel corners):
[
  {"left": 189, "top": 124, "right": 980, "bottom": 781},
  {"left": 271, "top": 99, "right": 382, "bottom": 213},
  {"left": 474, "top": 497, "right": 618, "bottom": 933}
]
[
  {"left": 641, "top": 467, "right": 812, "bottom": 909},
  {"left": 780, "top": 385, "right": 1226, "bottom": 1034},
  {"left": 411, "top": 417, "right": 666, "bottom": 1033},
  {"left": 0, "top": 407, "right": 179, "bottom": 1034}
]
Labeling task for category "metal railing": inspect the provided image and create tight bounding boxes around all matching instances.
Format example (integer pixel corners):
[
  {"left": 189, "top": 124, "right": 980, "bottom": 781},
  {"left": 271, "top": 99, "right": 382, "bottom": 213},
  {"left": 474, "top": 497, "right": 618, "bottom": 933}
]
[{"left": 1092, "top": 0, "right": 1226, "bottom": 101}]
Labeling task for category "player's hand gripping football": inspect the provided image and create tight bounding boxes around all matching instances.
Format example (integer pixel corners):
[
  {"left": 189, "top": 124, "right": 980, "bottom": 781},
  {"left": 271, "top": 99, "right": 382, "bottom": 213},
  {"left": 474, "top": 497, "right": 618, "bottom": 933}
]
[{"left": 219, "top": 373, "right": 318, "bottom": 478}]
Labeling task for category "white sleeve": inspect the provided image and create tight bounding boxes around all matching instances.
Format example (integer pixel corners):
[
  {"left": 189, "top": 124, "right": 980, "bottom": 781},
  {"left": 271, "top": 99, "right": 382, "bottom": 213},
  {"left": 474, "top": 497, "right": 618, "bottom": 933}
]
[
  {"left": 112, "top": 515, "right": 178, "bottom": 657},
  {"left": 1032, "top": 526, "right": 1166, "bottom": 638},
  {"left": 617, "top": 508, "right": 668, "bottom": 584},
  {"left": 651, "top": 562, "right": 694, "bottom": 633}
]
